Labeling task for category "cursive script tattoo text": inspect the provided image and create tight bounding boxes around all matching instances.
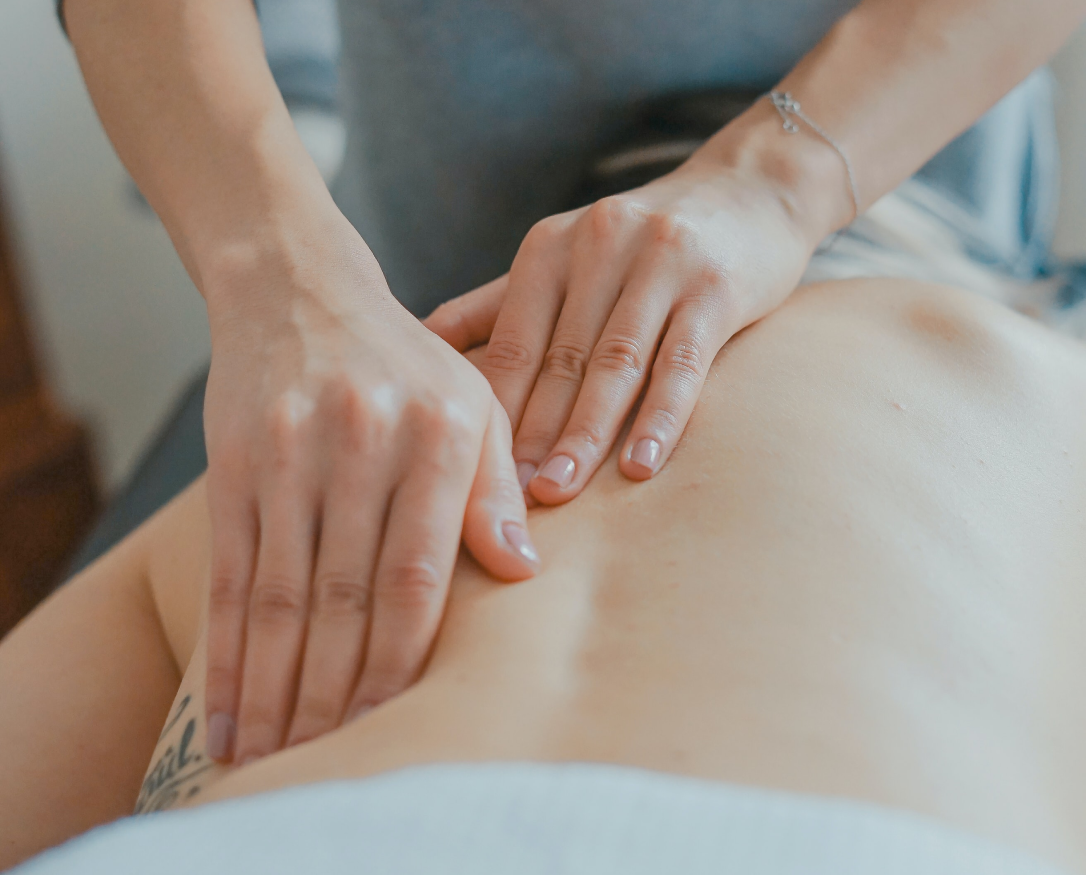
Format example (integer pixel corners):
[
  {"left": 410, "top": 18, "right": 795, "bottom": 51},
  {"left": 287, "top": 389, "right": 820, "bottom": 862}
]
[{"left": 135, "top": 696, "right": 214, "bottom": 814}]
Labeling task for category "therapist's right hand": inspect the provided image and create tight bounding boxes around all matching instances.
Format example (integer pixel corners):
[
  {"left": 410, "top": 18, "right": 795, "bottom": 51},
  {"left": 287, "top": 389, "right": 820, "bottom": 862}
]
[{"left": 200, "top": 218, "right": 540, "bottom": 766}]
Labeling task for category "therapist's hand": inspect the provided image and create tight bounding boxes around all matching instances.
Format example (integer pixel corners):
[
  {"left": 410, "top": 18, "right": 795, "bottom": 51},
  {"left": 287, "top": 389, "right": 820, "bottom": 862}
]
[
  {"left": 426, "top": 136, "right": 843, "bottom": 505},
  {"left": 201, "top": 220, "right": 539, "bottom": 766}
]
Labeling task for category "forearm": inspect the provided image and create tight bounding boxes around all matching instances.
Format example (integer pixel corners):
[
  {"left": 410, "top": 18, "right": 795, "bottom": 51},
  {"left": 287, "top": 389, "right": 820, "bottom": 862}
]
[
  {"left": 64, "top": 0, "right": 341, "bottom": 298},
  {"left": 699, "top": 0, "right": 1086, "bottom": 247}
]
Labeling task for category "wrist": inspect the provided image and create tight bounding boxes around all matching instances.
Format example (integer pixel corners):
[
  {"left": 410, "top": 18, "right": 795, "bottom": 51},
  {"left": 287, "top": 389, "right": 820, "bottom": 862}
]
[
  {"left": 154, "top": 108, "right": 348, "bottom": 297},
  {"left": 198, "top": 202, "right": 399, "bottom": 332},
  {"left": 177, "top": 117, "right": 397, "bottom": 322},
  {"left": 691, "top": 96, "right": 857, "bottom": 251},
  {"left": 185, "top": 176, "right": 338, "bottom": 293}
]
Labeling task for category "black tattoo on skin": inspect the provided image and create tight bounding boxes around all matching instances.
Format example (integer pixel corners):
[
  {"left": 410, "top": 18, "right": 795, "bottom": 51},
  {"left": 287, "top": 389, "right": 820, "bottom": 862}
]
[{"left": 135, "top": 695, "right": 214, "bottom": 814}]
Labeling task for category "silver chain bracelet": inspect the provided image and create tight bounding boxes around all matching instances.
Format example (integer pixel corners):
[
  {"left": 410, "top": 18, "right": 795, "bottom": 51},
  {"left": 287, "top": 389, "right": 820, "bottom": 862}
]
[{"left": 768, "top": 91, "right": 859, "bottom": 223}]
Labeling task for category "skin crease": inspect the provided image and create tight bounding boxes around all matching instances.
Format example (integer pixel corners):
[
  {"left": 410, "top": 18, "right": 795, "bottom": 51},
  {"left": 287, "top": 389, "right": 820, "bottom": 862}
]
[
  {"left": 63, "top": 0, "right": 1086, "bottom": 773},
  {"left": 156, "top": 281, "right": 1083, "bottom": 872},
  {"left": 1, "top": 278, "right": 1085, "bottom": 870}
]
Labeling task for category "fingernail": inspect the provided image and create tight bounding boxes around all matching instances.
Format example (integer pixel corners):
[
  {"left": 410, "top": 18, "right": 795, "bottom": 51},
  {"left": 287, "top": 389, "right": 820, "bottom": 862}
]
[
  {"left": 629, "top": 438, "right": 661, "bottom": 475},
  {"left": 516, "top": 461, "right": 537, "bottom": 491},
  {"left": 535, "top": 454, "right": 576, "bottom": 488},
  {"left": 207, "top": 712, "right": 236, "bottom": 762},
  {"left": 501, "top": 520, "right": 540, "bottom": 566}
]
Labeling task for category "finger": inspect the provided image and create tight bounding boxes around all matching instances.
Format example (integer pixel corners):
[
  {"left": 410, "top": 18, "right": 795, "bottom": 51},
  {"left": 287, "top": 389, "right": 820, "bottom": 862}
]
[
  {"left": 462, "top": 398, "right": 540, "bottom": 581},
  {"left": 284, "top": 462, "right": 391, "bottom": 747},
  {"left": 346, "top": 422, "right": 478, "bottom": 717},
  {"left": 481, "top": 214, "right": 575, "bottom": 433},
  {"left": 512, "top": 199, "right": 642, "bottom": 487},
  {"left": 619, "top": 304, "right": 722, "bottom": 482},
  {"left": 528, "top": 264, "right": 673, "bottom": 505},
  {"left": 424, "top": 274, "right": 509, "bottom": 352},
  {"left": 233, "top": 482, "right": 318, "bottom": 764},
  {"left": 204, "top": 466, "right": 258, "bottom": 764}
]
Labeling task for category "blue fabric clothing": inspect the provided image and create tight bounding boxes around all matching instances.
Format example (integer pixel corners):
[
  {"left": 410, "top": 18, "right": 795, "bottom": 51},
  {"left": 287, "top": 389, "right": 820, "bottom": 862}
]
[{"left": 330, "top": 0, "right": 1059, "bottom": 315}]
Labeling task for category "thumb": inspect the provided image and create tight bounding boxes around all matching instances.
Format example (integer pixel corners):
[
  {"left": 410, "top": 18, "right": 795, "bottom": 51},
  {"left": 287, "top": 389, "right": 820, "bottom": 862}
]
[
  {"left": 462, "top": 397, "right": 541, "bottom": 581},
  {"left": 424, "top": 274, "right": 509, "bottom": 352}
]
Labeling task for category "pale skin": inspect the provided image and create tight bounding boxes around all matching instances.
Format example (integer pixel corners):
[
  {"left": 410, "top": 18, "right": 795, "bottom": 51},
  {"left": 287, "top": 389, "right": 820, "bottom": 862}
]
[
  {"left": 62, "top": 0, "right": 1086, "bottom": 767},
  {"left": 2, "top": 278, "right": 1086, "bottom": 871}
]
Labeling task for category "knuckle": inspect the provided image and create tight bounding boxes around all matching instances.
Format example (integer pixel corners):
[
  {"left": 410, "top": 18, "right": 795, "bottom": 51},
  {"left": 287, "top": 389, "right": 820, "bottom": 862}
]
[
  {"left": 267, "top": 397, "right": 300, "bottom": 444},
  {"left": 325, "top": 375, "right": 367, "bottom": 434},
  {"left": 583, "top": 196, "right": 640, "bottom": 247},
  {"left": 406, "top": 395, "right": 477, "bottom": 458},
  {"left": 645, "top": 403, "right": 681, "bottom": 435},
  {"left": 562, "top": 421, "right": 607, "bottom": 451},
  {"left": 382, "top": 559, "right": 444, "bottom": 611},
  {"left": 484, "top": 336, "right": 535, "bottom": 374},
  {"left": 209, "top": 572, "right": 249, "bottom": 612},
  {"left": 661, "top": 338, "right": 705, "bottom": 384},
  {"left": 404, "top": 395, "right": 447, "bottom": 438},
  {"left": 691, "top": 258, "right": 731, "bottom": 293},
  {"left": 329, "top": 380, "right": 399, "bottom": 454},
  {"left": 591, "top": 334, "right": 646, "bottom": 378},
  {"left": 249, "top": 575, "right": 308, "bottom": 625},
  {"left": 648, "top": 211, "right": 694, "bottom": 250},
  {"left": 489, "top": 472, "right": 527, "bottom": 510},
  {"left": 541, "top": 339, "right": 592, "bottom": 383},
  {"left": 312, "top": 573, "right": 371, "bottom": 620}
]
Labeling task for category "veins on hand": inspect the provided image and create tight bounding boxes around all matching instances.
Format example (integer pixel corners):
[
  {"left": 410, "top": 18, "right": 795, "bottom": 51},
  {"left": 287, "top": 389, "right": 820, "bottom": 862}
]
[{"left": 135, "top": 695, "right": 214, "bottom": 814}]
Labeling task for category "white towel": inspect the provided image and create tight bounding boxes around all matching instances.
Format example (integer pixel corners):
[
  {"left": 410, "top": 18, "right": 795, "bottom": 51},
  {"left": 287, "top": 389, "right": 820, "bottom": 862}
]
[{"left": 14, "top": 762, "right": 1069, "bottom": 874}]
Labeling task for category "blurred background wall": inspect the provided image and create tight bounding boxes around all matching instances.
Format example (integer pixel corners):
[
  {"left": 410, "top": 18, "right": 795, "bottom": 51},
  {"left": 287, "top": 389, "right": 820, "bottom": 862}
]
[
  {"left": 0, "top": 0, "right": 342, "bottom": 491},
  {"left": 0, "top": 1, "right": 209, "bottom": 489},
  {"left": 0, "top": 0, "right": 1085, "bottom": 494}
]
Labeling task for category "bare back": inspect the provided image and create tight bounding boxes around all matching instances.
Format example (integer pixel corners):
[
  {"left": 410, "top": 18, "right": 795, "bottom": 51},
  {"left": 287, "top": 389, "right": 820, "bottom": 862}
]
[{"left": 141, "top": 279, "right": 1086, "bottom": 870}]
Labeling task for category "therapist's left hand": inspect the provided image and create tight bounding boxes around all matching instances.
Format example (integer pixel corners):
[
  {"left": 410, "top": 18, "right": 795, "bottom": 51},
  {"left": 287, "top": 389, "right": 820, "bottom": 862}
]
[{"left": 425, "top": 147, "right": 833, "bottom": 505}]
